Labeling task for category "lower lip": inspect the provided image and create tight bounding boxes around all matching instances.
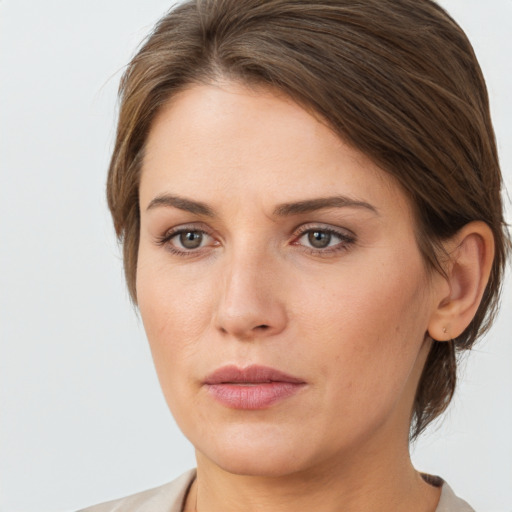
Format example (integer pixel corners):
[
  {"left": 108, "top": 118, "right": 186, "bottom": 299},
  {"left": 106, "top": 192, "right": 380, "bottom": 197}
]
[{"left": 206, "top": 382, "right": 305, "bottom": 409}]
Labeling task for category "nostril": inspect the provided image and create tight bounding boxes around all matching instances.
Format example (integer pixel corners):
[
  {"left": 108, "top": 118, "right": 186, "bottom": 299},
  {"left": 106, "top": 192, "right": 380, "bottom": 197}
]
[{"left": 256, "top": 324, "right": 270, "bottom": 330}]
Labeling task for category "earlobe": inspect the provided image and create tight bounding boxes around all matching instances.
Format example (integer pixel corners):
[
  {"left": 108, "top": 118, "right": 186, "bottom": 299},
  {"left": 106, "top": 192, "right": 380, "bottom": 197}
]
[{"left": 428, "top": 221, "right": 495, "bottom": 341}]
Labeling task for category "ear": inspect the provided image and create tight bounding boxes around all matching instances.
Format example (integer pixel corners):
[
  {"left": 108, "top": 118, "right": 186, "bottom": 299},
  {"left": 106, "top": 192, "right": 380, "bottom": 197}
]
[{"left": 427, "top": 221, "right": 495, "bottom": 341}]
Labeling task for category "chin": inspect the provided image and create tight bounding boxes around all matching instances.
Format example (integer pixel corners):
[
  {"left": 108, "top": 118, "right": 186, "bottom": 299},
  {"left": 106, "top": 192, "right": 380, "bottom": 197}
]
[
  {"left": 208, "top": 450, "right": 307, "bottom": 478},
  {"left": 194, "top": 423, "right": 316, "bottom": 478}
]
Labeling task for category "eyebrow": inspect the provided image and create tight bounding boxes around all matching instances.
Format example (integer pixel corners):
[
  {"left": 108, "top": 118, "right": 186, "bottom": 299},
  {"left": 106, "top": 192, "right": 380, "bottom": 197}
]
[
  {"left": 145, "top": 194, "right": 378, "bottom": 217},
  {"left": 146, "top": 194, "right": 215, "bottom": 216},
  {"left": 272, "top": 196, "right": 379, "bottom": 216}
]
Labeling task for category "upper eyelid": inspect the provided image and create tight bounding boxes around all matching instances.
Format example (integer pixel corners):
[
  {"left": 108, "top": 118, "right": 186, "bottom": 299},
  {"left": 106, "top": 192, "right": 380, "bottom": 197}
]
[
  {"left": 293, "top": 228, "right": 355, "bottom": 248},
  {"left": 294, "top": 222, "right": 355, "bottom": 238},
  {"left": 162, "top": 223, "right": 215, "bottom": 237}
]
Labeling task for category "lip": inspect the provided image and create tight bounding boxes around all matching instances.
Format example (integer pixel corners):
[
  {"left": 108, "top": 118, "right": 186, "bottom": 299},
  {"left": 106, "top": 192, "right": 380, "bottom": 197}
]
[{"left": 203, "top": 365, "right": 306, "bottom": 410}]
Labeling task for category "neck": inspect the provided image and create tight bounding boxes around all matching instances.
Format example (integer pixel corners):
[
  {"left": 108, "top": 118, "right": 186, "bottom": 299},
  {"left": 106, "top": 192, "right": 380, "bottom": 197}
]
[{"left": 185, "top": 436, "right": 440, "bottom": 512}]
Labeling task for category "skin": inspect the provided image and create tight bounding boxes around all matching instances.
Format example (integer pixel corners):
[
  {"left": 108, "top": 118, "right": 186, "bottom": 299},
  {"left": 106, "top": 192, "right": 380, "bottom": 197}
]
[{"left": 136, "top": 81, "right": 463, "bottom": 512}]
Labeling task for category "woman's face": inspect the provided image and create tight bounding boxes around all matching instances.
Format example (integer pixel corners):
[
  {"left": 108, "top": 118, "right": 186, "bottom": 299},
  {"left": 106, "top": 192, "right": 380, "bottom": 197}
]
[{"left": 137, "top": 81, "right": 442, "bottom": 476}]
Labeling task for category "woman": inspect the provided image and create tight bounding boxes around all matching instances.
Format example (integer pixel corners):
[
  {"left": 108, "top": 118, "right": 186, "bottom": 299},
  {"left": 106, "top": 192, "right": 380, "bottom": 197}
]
[{"left": 81, "top": 0, "right": 508, "bottom": 510}]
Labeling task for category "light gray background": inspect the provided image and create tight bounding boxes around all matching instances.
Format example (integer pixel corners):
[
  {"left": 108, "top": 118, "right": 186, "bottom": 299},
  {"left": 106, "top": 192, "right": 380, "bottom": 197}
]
[{"left": 0, "top": 1, "right": 510, "bottom": 511}]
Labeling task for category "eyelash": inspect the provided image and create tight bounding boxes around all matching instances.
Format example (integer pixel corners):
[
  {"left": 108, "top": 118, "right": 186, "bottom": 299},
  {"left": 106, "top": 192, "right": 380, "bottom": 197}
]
[
  {"left": 293, "top": 225, "right": 356, "bottom": 256},
  {"left": 155, "top": 224, "right": 356, "bottom": 257}
]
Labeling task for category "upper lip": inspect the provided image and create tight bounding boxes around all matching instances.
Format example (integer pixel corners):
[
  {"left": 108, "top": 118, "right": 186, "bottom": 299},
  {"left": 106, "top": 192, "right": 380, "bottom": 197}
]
[{"left": 204, "top": 365, "right": 305, "bottom": 385}]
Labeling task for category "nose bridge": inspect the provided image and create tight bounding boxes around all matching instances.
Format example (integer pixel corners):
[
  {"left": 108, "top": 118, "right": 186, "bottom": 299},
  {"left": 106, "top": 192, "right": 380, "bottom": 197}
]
[{"left": 214, "top": 239, "right": 287, "bottom": 339}]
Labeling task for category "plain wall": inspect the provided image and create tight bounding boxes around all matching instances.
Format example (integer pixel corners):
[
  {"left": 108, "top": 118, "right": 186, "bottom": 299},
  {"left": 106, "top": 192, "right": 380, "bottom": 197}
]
[{"left": 0, "top": 1, "right": 510, "bottom": 511}]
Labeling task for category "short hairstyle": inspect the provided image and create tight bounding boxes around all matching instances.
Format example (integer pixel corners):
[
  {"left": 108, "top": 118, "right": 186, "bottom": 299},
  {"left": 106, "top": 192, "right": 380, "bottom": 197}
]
[{"left": 106, "top": 0, "right": 509, "bottom": 439}]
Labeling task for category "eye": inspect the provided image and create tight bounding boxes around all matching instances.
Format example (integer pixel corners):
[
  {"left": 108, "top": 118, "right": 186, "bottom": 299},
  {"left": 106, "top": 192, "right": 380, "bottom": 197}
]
[
  {"left": 304, "top": 230, "right": 335, "bottom": 249},
  {"left": 176, "top": 230, "right": 207, "bottom": 250},
  {"left": 156, "top": 227, "right": 217, "bottom": 254},
  {"left": 294, "top": 226, "right": 355, "bottom": 254}
]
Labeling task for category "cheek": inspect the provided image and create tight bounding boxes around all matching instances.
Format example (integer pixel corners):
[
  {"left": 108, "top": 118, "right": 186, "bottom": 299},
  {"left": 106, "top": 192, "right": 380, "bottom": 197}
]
[
  {"left": 136, "top": 256, "right": 214, "bottom": 373},
  {"left": 293, "top": 253, "right": 430, "bottom": 402}
]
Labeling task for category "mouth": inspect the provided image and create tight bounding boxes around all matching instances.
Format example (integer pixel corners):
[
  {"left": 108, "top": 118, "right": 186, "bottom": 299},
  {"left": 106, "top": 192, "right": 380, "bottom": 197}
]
[{"left": 203, "top": 365, "right": 306, "bottom": 410}]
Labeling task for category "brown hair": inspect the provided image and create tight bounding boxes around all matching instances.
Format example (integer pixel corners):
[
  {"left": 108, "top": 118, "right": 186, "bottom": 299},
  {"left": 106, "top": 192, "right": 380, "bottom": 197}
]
[{"left": 107, "top": 0, "right": 509, "bottom": 439}]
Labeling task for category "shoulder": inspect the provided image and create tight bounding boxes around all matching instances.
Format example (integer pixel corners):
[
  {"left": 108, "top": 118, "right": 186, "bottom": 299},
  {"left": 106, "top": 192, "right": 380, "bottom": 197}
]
[
  {"left": 77, "top": 469, "right": 196, "bottom": 512},
  {"left": 436, "top": 481, "right": 475, "bottom": 512}
]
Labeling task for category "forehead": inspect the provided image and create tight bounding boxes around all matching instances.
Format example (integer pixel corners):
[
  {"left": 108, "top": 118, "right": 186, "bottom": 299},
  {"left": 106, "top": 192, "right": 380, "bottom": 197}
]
[{"left": 140, "top": 81, "right": 411, "bottom": 219}]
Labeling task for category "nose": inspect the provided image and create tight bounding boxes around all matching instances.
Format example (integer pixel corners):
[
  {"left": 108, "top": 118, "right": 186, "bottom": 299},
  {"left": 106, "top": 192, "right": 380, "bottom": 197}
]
[{"left": 213, "top": 248, "right": 288, "bottom": 341}]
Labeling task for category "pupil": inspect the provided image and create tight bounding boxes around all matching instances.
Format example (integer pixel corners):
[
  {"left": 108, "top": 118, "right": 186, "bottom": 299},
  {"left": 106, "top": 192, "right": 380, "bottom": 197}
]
[
  {"left": 308, "top": 231, "right": 331, "bottom": 248},
  {"left": 180, "top": 231, "right": 202, "bottom": 249}
]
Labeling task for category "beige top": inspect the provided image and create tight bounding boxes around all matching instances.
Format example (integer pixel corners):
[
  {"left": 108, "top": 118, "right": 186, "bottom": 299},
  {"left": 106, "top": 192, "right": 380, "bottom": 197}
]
[{"left": 78, "top": 469, "right": 475, "bottom": 512}]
